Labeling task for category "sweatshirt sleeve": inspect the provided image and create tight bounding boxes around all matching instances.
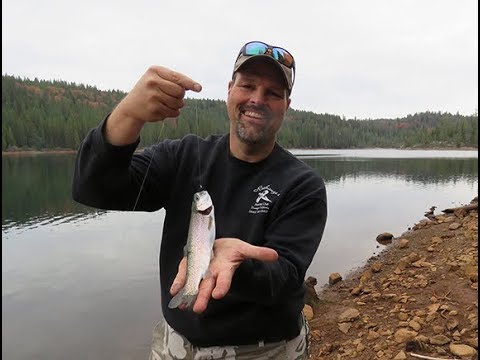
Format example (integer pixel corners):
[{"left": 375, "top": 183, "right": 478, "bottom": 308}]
[
  {"left": 229, "top": 173, "right": 327, "bottom": 305},
  {"left": 72, "top": 117, "right": 174, "bottom": 211}
]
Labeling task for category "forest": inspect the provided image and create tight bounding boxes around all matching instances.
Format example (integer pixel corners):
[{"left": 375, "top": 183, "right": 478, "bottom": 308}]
[{"left": 2, "top": 74, "right": 478, "bottom": 151}]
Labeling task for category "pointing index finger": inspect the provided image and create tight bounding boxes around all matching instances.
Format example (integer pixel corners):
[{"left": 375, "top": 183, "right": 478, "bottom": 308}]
[{"left": 155, "top": 66, "right": 202, "bottom": 92}]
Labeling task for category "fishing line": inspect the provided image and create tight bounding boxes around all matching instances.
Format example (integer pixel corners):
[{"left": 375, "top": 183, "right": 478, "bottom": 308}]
[
  {"left": 195, "top": 99, "right": 203, "bottom": 191},
  {"left": 133, "top": 99, "right": 203, "bottom": 210},
  {"left": 132, "top": 121, "right": 166, "bottom": 211}
]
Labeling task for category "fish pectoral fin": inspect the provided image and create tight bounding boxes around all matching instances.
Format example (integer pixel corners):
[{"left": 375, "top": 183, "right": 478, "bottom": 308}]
[{"left": 208, "top": 216, "right": 215, "bottom": 231}]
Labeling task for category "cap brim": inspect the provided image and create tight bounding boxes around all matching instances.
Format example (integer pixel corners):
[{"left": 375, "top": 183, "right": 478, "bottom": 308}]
[{"left": 233, "top": 54, "right": 293, "bottom": 94}]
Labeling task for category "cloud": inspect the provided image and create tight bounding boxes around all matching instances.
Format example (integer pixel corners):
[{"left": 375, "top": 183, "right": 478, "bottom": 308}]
[{"left": 2, "top": 0, "right": 478, "bottom": 118}]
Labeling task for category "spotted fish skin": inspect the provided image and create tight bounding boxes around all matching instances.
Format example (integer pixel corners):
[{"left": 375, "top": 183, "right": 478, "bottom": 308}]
[{"left": 168, "top": 190, "right": 216, "bottom": 309}]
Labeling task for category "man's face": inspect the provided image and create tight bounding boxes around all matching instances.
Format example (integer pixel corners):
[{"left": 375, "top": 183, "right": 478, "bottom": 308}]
[{"left": 227, "top": 58, "right": 291, "bottom": 147}]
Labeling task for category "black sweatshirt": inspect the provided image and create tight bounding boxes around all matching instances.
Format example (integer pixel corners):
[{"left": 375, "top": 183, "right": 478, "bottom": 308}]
[{"left": 72, "top": 119, "right": 327, "bottom": 347}]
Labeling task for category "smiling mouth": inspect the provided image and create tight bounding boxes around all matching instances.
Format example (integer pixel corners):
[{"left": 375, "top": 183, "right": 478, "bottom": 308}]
[
  {"left": 243, "top": 110, "right": 264, "bottom": 119},
  {"left": 240, "top": 109, "right": 270, "bottom": 124}
]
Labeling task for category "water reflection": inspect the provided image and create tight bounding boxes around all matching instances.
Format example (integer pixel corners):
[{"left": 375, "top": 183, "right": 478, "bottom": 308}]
[
  {"left": 2, "top": 152, "right": 477, "bottom": 232},
  {"left": 2, "top": 151, "right": 478, "bottom": 360},
  {"left": 2, "top": 154, "right": 103, "bottom": 231},
  {"left": 303, "top": 157, "right": 478, "bottom": 185}
]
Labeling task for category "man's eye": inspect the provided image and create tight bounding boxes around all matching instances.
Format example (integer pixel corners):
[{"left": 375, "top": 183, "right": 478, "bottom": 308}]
[{"left": 269, "top": 91, "right": 282, "bottom": 98}]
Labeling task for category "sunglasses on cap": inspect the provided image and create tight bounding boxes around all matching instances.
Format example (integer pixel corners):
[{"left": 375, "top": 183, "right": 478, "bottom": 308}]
[{"left": 239, "top": 41, "right": 295, "bottom": 69}]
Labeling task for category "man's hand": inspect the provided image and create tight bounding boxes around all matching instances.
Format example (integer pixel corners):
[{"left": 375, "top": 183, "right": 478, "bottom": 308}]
[
  {"left": 106, "top": 65, "right": 202, "bottom": 145},
  {"left": 170, "top": 238, "right": 278, "bottom": 314}
]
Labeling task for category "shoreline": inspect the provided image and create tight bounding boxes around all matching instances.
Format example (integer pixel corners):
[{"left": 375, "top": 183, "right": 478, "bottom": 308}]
[
  {"left": 307, "top": 198, "right": 478, "bottom": 359},
  {"left": 3, "top": 146, "right": 478, "bottom": 156},
  {"left": 2, "top": 150, "right": 78, "bottom": 156}
]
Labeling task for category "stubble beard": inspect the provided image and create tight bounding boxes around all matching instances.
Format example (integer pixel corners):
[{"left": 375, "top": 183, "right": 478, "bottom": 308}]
[
  {"left": 235, "top": 120, "right": 270, "bottom": 145},
  {"left": 234, "top": 104, "right": 276, "bottom": 145}
]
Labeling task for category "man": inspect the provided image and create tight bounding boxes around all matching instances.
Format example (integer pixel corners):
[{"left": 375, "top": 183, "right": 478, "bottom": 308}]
[{"left": 72, "top": 41, "right": 327, "bottom": 359}]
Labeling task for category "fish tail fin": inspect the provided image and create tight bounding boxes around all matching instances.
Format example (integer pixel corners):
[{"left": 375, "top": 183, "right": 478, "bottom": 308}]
[{"left": 168, "top": 288, "right": 196, "bottom": 309}]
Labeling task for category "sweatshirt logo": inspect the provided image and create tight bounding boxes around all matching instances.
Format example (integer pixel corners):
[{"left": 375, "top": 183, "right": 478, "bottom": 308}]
[{"left": 249, "top": 185, "right": 280, "bottom": 214}]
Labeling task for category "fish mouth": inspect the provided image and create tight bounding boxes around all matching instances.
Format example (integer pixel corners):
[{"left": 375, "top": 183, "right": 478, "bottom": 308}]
[
  {"left": 194, "top": 190, "right": 213, "bottom": 212},
  {"left": 198, "top": 206, "right": 213, "bottom": 215}
]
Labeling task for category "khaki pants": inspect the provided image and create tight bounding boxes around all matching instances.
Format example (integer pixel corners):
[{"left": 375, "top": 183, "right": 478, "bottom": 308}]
[{"left": 149, "top": 315, "right": 309, "bottom": 360}]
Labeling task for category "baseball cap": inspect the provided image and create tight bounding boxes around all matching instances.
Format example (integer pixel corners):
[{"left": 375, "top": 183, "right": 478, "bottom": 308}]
[{"left": 232, "top": 41, "right": 296, "bottom": 94}]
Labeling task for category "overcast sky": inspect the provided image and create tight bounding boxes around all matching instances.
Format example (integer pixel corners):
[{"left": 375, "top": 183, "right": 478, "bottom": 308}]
[{"left": 2, "top": 0, "right": 478, "bottom": 119}]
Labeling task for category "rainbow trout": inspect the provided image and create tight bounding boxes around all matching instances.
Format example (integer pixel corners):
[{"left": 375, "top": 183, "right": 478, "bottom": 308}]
[{"left": 168, "top": 190, "right": 216, "bottom": 309}]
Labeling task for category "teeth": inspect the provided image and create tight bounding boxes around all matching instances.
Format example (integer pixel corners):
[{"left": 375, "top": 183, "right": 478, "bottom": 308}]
[{"left": 244, "top": 111, "right": 263, "bottom": 118}]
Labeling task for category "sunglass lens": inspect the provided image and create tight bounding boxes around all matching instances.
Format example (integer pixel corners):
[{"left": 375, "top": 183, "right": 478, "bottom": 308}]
[
  {"left": 272, "top": 48, "right": 294, "bottom": 68},
  {"left": 245, "top": 42, "right": 268, "bottom": 55}
]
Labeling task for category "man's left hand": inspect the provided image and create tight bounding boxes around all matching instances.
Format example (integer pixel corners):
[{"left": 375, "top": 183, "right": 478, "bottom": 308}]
[{"left": 170, "top": 238, "right": 278, "bottom": 313}]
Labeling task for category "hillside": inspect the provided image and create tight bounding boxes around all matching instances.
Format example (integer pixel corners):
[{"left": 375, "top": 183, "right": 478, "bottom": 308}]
[{"left": 2, "top": 75, "right": 478, "bottom": 151}]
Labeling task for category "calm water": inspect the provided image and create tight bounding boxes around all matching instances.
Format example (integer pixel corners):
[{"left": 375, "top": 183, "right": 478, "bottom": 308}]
[{"left": 2, "top": 149, "right": 478, "bottom": 360}]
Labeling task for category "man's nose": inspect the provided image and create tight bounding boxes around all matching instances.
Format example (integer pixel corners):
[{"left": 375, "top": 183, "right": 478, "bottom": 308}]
[{"left": 248, "top": 89, "right": 267, "bottom": 105}]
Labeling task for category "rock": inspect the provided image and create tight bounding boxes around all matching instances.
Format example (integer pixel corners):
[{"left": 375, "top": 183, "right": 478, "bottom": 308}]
[
  {"left": 447, "top": 261, "right": 460, "bottom": 271},
  {"left": 447, "top": 318, "right": 459, "bottom": 331},
  {"left": 407, "top": 252, "right": 421, "bottom": 263},
  {"left": 310, "top": 329, "right": 321, "bottom": 341},
  {"left": 305, "top": 276, "right": 317, "bottom": 287},
  {"left": 306, "top": 198, "right": 478, "bottom": 359},
  {"left": 465, "top": 337, "right": 478, "bottom": 349},
  {"left": 449, "top": 222, "right": 462, "bottom": 230},
  {"left": 416, "top": 335, "right": 430, "bottom": 343},
  {"left": 464, "top": 265, "right": 479, "bottom": 282},
  {"left": 428, "top": 303, "right": 441, "bottom": 313},
  {"left": 371, "top": 261, "right": 382, "bottom": 273},
  {"left": 350, "top": 286, "right": 362, "bottom": 296},
  {"left": 356, "top": 342, "right": 366, "bottom": 352},
  {"left": 408, "top": 320, "right": 422, "bottom": 331},
  {"left": 376, "top": 232, "right": 394, "bottom": 245},
  {"left": 337, "top": 322, "right": 351, "bottom": 334},
  {"left": 426, "top": 312, "right": 439, "bottom": 323},
  {"left": 304, "top": 277, "right": 321, "bottom": 311},
  {"left": 449, "top": 343, "right": 477, "bottom": 357},
  {"left": 432, "top": 325, "right": 444, "bottom": 334},
  {"left": 397, "top": 258, "right": 410, "bottom": 270},
  {"left": 303, "top": 304, "right": 314, "bottom": 321},
  {"left": 383, "top": 293, "right": 398, "bottom": 301},
  {"left": 328, "top": 272, "right": 342, "bottom": 285},
  {"left": 431, "top": 236, "right": 442, "bottom": 243},
  {"left": 430, "top": 334, "right": 451, "bottom": 345},
  {"left": 394, "top": 328, "right": 418, "bottom": 343},
  {"left": 393, "top": 350, "right": 407, "bottom": 360},
  {"left": 453, "top": 331, "right": 462, "bottom": 341},
  {"left": 367, "top": 330, "right": 380, "bottom": 340},
  {"left": 338, "top": 308, "right": 360, "bottom": 323},
  {"left": 399, "top": 238, "right": 409, "bottom": 248},
  {"left": 359, "top": 270, "right": 372, "bottom": 284},
  {"left": 458, "top": 254, "right": 475, "bottom": 264}
]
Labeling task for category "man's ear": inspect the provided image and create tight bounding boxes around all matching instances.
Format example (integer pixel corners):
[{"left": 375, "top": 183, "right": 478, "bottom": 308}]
[{"left": 227, "top": 80, "right": 234, "bottom": 96}]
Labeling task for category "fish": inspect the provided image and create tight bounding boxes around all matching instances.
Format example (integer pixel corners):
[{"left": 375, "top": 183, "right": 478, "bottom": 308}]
[{"left": 168, "top": 190, "right": 216, "bottom": 309}]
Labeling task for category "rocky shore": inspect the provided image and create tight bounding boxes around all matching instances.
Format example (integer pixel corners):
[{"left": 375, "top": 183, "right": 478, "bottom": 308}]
[{"left": 306, "top": 197, "right": 478, "bottom": 360}]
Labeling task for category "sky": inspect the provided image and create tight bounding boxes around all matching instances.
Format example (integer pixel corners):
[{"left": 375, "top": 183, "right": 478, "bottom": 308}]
[{"left": 2, "top": 0, "right": 478, "bottom": 119}]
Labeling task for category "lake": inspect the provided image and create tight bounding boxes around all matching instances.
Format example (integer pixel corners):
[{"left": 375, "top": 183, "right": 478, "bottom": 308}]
[{"left": 2, "top": 149, "right": 478, "bottom": 360}]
